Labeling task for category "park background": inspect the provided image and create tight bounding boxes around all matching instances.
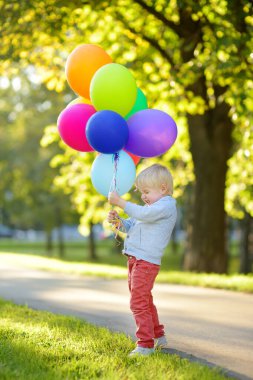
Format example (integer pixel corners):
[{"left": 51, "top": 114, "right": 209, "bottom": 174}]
[
  {"left": 0, "top": 0, "right": 252, "bottom": 277},
  {"left": 1, "top": 2, "right": 253, "bottom": 379}
]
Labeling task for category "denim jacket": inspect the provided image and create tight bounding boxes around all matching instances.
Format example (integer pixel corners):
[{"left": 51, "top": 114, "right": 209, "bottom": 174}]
[{"left": 120, "top": 196, "right": 177, "bottom": 265}]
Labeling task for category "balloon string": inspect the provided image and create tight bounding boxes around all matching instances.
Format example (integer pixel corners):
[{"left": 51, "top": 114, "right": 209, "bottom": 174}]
[
  {"left": 110, "top": 152, "right": 119, "bottom": 193},
  {"left": 109, "top": 152, "right": 122, "bottom": 244}
]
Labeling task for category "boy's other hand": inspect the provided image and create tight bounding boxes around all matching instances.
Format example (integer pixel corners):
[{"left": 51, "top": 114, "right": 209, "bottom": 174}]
[{"left": 107, "top": 210, "right": 119, "bottom": 224}]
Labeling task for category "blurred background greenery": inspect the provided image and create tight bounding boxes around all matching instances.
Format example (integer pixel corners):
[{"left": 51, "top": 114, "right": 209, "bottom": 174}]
[{"left": 0, "top": 0, "right": 252, "bottom": 274}]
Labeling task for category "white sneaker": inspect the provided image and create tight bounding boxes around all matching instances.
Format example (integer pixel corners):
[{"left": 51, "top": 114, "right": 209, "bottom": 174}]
[
  {"left": 129, "top": 346, "right": 155, "bottom": 357},
  {"left": 154, "top": 335, "right": 168, "bottom": 349}
]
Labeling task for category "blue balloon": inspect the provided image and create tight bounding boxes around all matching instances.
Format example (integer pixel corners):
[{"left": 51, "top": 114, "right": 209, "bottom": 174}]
[
  {"left": 91, "top": 150, "right": 136, "bottom": 196},
  {"left": 86, "top": 110, "right": 129, "bottom": 154}
]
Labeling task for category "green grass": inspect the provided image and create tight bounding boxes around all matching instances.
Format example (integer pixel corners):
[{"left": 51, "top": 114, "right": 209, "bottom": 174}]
[
  {"left": 0, "top": 239, "right": 117, "bottom": 261},
  {"left": 1, "top": 252, "right": 253, "bottom": 293},
  {"left": 1, "top": 239, "right": 252, "bottom": 293},
  {"left": 0, "top": 298, "right": 228, "bottom": 380},
  {"left": 0, "top": 238, "right": 243, "bottom": 273},
  {"left": 157, "top": 271, "right": 253, "bottom": 293}
]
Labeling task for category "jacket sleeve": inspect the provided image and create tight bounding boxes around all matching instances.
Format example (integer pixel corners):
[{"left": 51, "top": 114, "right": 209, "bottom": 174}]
[
  {"left": 119, "top": 217, "right": 135, "bottom": 233},
  {"left": 124, "top": 201, "right": 172, "bottom": 222}
]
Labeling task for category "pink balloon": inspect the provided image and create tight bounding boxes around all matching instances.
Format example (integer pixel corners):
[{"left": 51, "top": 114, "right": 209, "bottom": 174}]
[{"left": 57, "top": 104, "right": 96, "bottom": 152}]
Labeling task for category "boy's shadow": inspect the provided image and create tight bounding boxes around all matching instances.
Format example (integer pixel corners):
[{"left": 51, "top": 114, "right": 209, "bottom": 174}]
[{"left": 162, "top": 348, "right": 251, "bottom": 380}]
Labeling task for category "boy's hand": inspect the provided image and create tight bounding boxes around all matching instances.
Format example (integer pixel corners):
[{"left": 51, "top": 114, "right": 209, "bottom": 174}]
[
  {"left": 108, "top": 191, "right": 127, "bottom": 209},
  {"left": 108, "top": 191, "right": 121, "bottom": 206},
  {"left": 107, "top": 210, "right": 119, "bottom": 224}
]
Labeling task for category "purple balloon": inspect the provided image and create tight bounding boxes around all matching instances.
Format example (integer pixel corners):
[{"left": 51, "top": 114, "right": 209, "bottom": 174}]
[{"left": 125, "top": 109, "right": 177, "bottom": 158}]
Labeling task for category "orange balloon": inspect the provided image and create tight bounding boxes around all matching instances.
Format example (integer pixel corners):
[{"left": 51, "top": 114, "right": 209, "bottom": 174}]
[{"left": 65, "top": 44, "right": 112, "bottom": 99}]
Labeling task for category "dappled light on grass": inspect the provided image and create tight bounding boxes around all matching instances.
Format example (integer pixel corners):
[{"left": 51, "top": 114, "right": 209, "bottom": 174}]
[
  {"left": 157, "top": 272, "right": 253, "bottom": 293},
  {"left": 1, "top": 252, "right": 253, "bottom": 293},
  {"left": 0, "top": 252, "right": 127, "bottom": 278},
  {"left": 0, "top": 299, "right": 228, "bottom": 380}
]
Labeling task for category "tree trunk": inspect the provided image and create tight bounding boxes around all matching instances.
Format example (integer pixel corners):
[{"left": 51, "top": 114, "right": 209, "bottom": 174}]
[
  {"left": 240, "top": 213, "right": 253, "bottom": 274},
  {"left": 54, "top": 206, "right": 65, "bottom": 258},
  {"left": 184, "top": 89, "right": 233, "bottom": 273},
  {"left": 57, "top": 225, "right": 65, "bottom": 259},
  {"left": 46, "top": 230, "right": 53, "bottom": 256},
  {"left": 88, "top": 221, "right": 97, "bottom": 260}
]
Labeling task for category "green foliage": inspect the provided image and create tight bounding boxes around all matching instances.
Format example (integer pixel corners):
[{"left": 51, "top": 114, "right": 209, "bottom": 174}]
[
  {"left": 0, "top": 74, "right": 78, "bottom": 230},
  {"left": 0, "top": 0, "right": 252, "bottom": 234},
  {"left": 41, "top": 125, "right": 112, "bottom": 233},
  {"left": 226, "top": 126, "right": 253, "bottom": 218}
]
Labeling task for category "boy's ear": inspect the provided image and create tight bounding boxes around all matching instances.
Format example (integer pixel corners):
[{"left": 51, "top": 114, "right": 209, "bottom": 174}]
[{"left": 161, "top": 184, "right": 167, "bottom": 193}]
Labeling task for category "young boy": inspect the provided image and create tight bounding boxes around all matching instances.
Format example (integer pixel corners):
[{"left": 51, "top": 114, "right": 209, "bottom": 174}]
[{"left": 108, "top": 163, "right": 177, "bottom": 356}]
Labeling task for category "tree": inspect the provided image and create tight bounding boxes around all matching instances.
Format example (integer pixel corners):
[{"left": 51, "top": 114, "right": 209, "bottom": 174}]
[
  {"left": 101, "top": 0, "right": 252, "bottom": 273},
  {"left": 0, "top": 74, "right": 79, "bottom": 256},
  {"left": 1, "top": 0, "right": 252, "bottom": 272},
  {"left": 226, "top": 113, "right": 253, "bottom": 273}
]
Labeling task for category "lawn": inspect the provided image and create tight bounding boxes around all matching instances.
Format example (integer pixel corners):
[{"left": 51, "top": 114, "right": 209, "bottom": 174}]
[
  {"left": 0, "top": 239, "right": 252, "bottom": 293},
  {"left": 0, "top": 238, "right": 242, "bottom": 272},
  {"left": 0, "top": 298, "right": 229, "bottom": 380}
]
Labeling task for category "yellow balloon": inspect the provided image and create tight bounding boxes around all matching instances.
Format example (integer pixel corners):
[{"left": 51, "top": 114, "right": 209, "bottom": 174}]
[{"left": 67, "top": 97, "right": 92, "bottom": 107}]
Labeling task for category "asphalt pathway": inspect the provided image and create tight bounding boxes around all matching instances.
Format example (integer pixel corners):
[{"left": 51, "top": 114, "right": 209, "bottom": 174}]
[{"left": 0, "top": 261, "right": 253, "bottom": 380}]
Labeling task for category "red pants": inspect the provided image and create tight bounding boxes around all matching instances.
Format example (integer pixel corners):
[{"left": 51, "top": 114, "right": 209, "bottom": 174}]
[{"left": 127, "top": 256, "right": 165, "bottom": 348}]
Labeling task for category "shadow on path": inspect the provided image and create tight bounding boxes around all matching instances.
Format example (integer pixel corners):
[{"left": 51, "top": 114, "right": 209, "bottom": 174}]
[{"left": 162, "top": 348, "right": 252, "bottom": 380}]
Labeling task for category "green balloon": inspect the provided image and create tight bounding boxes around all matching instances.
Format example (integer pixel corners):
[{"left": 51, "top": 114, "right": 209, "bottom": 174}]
[
  {"left": 90, "top": 63, "right": 137, "bottom": 117},
  {"left": 125, "top": 88, "right": 148, "bottom": 119}
]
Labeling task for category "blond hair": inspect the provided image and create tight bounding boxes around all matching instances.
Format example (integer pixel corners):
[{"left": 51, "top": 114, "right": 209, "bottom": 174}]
[{"left": 135, "top": 164, "right": 173, "bottom": 195}]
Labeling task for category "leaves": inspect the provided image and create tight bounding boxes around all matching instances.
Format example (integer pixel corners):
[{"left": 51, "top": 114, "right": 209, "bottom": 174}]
[
  {"left": 1, "top": 0, "right": 252, "bottom": 233},
  {"left": 0, "top": 73, "right": 78, "bottom": 230}
]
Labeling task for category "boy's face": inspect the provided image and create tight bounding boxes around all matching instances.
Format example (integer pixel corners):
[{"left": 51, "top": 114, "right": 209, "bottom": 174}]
[{"left": 139, "top": 186, "right": 166, "bottom": 205}]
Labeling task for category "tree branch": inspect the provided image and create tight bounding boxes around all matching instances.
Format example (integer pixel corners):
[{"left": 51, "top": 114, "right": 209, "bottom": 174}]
[
  {"left": 133, "top": 0, "right": 181, "bottom": 35},
  {"left": 127, "top": 24, "right": 176, "bottom": 68},
  {"left": 114, "top": 10, "right": 177, "bottom": 70},
  {"left": 132, "top": 1, "right": 202, "bottom": 63}
]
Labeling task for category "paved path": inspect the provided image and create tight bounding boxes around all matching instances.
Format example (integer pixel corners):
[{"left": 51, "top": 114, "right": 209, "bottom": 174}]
[{"left": 0, "top": 261, "right": 253, "bottom": 380}]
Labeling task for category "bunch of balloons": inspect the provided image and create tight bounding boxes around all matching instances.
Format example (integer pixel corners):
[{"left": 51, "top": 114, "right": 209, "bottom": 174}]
[{"left": 57, "top": 44, "right": 177, "bottom": 196}]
